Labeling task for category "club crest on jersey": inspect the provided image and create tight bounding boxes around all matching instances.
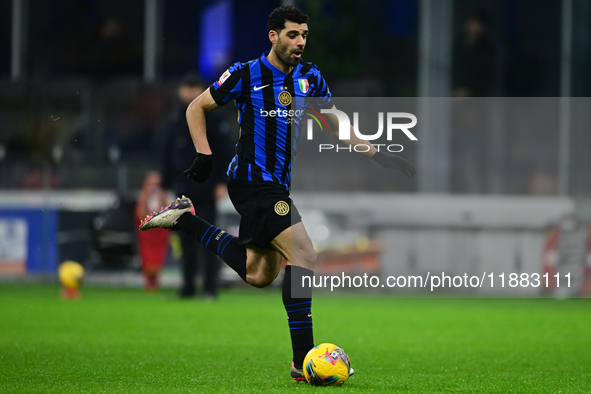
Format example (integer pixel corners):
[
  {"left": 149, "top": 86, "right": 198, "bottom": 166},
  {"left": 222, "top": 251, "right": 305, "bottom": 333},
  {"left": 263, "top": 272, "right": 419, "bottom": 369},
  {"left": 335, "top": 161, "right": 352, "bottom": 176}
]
[
  {"left": 298, "top": 79, "right": 309, "bottom": 94},
  {"left": 274, "top": 201, "right": 290, "bottom": 216},
  {"left": 278, "top": 91, "right": 292, "bottom": 106},
  {"left": 217, "top": 69, "right": 231, "bottom": 86}
]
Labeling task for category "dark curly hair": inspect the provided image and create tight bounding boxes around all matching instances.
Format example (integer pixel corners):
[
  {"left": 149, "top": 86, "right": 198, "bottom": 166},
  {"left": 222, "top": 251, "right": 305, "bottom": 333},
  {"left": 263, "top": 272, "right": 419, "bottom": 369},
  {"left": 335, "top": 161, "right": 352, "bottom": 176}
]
[{"left": 268, "top": 5, "right": 309, "bottom": 32}]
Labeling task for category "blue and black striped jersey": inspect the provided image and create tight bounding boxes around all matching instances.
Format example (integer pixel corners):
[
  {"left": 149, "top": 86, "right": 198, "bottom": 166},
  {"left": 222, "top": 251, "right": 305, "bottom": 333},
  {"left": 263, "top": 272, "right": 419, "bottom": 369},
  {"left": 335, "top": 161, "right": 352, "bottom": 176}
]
[{"left": 209, "top": 51, "right": 332, "bottom": 190}]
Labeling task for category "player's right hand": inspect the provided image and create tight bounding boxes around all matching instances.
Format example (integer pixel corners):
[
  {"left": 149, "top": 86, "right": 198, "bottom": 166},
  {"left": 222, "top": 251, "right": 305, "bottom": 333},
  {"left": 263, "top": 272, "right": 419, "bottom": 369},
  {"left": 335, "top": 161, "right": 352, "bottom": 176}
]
[{"left": 183, "top": 153, "right": 213, "bottom": 183}]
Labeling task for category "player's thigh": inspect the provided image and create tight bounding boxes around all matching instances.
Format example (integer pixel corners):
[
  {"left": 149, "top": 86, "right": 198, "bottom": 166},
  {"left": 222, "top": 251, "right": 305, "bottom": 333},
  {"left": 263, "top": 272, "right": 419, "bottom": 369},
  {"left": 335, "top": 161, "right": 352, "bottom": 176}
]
[{"left": 270, "top": 222, "right": 316, "bottom": 268}]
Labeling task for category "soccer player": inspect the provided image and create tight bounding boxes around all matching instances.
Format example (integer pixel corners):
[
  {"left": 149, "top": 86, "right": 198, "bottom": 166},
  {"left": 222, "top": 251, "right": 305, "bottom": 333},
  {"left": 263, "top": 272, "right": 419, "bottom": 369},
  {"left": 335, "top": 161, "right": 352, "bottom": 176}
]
[{"left": 140, "top": 5, "right": 415, "bottom": 381}]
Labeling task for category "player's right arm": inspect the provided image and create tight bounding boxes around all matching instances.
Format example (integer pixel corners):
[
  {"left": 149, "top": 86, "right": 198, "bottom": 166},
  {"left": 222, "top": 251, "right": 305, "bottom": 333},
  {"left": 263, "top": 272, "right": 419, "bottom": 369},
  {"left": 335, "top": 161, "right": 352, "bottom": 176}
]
[
  {"left": 184, "top": 63, "right": 243, "bottom": 183},
  {"left": 186, "top": 89, "right": 219, "bottom": 155},
  {"left": 183, "top": 89, "right": 219, "bottom": 183}
]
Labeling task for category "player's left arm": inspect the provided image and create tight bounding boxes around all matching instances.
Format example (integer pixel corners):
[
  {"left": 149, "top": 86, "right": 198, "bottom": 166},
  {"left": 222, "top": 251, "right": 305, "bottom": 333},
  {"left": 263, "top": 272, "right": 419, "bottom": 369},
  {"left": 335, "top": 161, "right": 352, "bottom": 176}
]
[
  {"left": 323, "top": 106, "right": 416, "bottom": 178},
  {"left": 322, "top": 108, "right": 377, "bottom": 158}
]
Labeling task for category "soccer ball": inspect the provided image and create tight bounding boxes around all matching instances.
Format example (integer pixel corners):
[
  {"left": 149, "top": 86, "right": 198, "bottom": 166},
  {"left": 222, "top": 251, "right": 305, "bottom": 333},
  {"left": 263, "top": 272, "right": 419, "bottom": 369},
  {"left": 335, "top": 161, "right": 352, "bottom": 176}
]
[
  {"left": 59, "top": 261, "right": 84, "bottom": 290},
  {"left": 303, "top": 343, "right": 351, "bottom": 386}
]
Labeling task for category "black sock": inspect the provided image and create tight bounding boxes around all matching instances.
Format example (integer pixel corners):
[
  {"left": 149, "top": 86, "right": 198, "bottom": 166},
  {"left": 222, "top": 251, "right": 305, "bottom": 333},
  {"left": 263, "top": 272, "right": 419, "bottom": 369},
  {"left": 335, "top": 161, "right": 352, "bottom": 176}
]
[
  {"left": 176, "top": 212, "right": 247, "bottom": 282},
  {"left": 283, "top": 265, "right": 314, "bottom": 370}
]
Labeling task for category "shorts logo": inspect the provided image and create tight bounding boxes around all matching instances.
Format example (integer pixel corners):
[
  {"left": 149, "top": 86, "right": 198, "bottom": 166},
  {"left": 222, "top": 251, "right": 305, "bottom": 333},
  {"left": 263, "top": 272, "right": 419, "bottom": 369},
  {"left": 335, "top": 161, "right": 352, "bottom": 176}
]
[
  {"left": 278, "top": 91, "right": 292, "bottom": 106},
  {"left": 274, "top": 201, "right": 290, "bottom": 216}
]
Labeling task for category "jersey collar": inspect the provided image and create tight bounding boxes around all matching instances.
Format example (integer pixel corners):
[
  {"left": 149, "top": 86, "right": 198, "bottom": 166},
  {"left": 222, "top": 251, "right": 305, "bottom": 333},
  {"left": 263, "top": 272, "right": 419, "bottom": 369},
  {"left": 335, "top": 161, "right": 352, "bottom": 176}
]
[{"left": 261, "top": 51, "right": 301, "bottom": 77}]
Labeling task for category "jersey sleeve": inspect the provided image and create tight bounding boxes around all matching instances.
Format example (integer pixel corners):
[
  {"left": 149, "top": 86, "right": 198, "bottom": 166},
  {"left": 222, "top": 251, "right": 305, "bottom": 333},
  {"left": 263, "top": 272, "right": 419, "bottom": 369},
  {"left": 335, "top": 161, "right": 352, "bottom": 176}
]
[
  {"left": 209, "top": 62, "right": 243, "bottom": 106},
  {"left": 309, "top": 69, "right": 333, "bottom": 110}
]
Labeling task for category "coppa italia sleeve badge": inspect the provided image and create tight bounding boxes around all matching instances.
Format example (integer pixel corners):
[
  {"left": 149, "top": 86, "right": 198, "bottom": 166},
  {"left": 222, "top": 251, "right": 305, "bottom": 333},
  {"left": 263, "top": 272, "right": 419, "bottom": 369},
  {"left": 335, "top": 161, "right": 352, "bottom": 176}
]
[{"left": 217, "top": 69, "right": 231, "bottom": 86}]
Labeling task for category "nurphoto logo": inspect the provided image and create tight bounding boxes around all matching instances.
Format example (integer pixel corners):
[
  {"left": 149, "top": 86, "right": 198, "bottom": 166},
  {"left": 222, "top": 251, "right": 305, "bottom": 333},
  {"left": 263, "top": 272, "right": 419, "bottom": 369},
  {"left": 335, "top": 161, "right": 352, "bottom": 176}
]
[{"left": 305, "top": 109, "right": 418, "bottom": 153}]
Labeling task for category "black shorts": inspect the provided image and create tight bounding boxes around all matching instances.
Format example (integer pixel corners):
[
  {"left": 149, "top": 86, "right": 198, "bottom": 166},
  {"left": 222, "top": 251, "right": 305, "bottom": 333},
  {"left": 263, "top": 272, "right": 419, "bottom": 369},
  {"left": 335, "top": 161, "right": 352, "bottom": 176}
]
[{"left": 227, "top": 178, "right": 302, "bottom": 250}]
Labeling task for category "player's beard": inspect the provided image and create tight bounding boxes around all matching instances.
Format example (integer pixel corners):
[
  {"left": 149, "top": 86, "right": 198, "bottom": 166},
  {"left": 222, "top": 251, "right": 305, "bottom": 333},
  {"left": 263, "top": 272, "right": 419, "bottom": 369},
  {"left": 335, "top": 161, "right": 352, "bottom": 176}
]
[{"left": 275, "top": 38, "right": 301, "bottom": 67}]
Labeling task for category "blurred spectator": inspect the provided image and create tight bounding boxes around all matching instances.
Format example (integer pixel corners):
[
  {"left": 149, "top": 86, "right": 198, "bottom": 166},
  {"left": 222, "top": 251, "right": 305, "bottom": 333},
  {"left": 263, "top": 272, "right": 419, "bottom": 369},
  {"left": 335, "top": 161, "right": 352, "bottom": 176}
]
[
  {"left": 526, "top": 167, "right": 557, "bottom": 195},
  {"left": 87, "top": 16, "right": 142, "bottom": 80},
  {"left": 135, "top": 172, "right": 170, "bottom": 292},
  {"left": 452, "top": 10, "right": 497, "bottom": 97},
  {"left": 542, "top": 215, "right": 591, "bottom": 297},
  {"left": 101, "top": 83, "right": 171, "bottom": 160},
  {"left": 450, "top": 98, "right": 488, "bottom": 193},
  {"left": 161, "top": 74, "right": 233, "bottom": 299},
  {"left": 126, "top": 84, "right": 171, "bottom": 153},
  {"left": 450, "top": 11, "right": 498, "bottom": 193}
]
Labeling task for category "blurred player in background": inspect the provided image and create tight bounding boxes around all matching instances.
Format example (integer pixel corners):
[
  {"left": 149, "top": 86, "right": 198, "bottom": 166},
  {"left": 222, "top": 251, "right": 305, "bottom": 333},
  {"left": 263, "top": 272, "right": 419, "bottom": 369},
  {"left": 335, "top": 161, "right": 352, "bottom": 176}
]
[
  {"left": 542, "top": 214, "right": 591, "bottom": 296},
  {"left": 141, "top": 5, "right": 415, "bottom": 381},
  {"left": 135, "top": 172, "right": 169, "bottom": 292},
  {"left": 161, "top": 74, "right": 233, "bottom": 299}
]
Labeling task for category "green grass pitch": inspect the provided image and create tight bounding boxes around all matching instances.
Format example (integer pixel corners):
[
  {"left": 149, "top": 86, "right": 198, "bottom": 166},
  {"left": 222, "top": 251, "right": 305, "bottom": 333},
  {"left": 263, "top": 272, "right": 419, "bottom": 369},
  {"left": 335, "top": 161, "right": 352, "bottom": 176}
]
[{"left": 1, "top": 283, "right": 590, "bottom": 393}]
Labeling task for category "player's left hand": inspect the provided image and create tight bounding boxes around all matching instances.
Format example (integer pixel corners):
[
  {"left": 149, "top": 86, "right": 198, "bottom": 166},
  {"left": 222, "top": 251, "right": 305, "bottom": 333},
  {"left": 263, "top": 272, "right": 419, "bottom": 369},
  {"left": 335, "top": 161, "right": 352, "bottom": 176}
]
[
  {"left": 372, "top": 151, "right": 416, "bottom": 178},
  {"left": 183, "top": 152, "right": 213, "bottom": 183}
]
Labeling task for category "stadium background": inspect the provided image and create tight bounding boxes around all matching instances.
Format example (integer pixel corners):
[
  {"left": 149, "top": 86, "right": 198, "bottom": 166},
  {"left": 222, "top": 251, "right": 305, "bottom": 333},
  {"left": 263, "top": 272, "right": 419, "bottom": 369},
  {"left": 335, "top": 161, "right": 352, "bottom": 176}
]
[
  {"left": 1, "top": 0, "right": 590, "bottom": 291},
  {"left": 1, "top": 1, "right": 591, "bottom": 392}
]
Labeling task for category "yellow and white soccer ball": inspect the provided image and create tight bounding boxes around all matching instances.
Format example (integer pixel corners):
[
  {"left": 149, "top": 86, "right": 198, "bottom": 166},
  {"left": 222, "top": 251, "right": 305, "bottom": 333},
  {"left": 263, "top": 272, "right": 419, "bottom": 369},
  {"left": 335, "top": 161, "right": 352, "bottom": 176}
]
[
  {"left": 58, "top": 261, "right": 84, "bottom": 290},
  {"left": 303, "top": 343, "right": 351, "bottom": 386}
]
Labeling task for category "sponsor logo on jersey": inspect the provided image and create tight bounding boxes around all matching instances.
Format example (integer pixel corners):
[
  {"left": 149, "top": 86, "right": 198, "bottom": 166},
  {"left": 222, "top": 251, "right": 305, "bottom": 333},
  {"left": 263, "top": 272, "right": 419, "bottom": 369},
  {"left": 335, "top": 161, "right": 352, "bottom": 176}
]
[{"left": 260, "top": 108, "right": 304, "bottom": 118}]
